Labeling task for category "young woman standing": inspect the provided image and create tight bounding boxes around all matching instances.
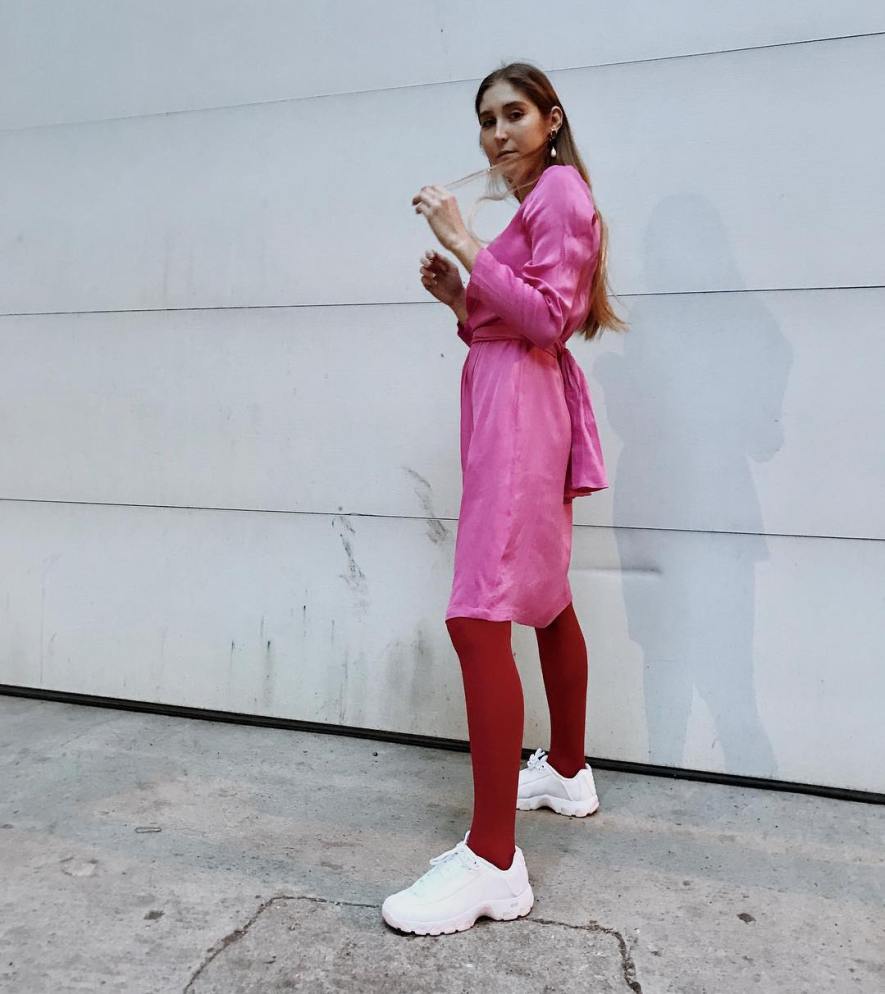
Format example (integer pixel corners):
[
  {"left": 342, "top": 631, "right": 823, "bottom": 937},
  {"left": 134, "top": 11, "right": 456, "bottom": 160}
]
[{"left": 384, "top": 63, "right": 627, "bottom": 935}]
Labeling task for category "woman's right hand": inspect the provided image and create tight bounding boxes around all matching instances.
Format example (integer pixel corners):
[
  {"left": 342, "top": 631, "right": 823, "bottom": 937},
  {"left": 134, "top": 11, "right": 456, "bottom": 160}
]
[{"left": 419, "top": 249, "right": 464, "bottom": 309}]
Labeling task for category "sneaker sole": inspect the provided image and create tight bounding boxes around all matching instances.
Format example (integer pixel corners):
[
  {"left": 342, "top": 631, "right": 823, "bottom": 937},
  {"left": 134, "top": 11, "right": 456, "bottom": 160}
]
[
  {"left": 382, "top": 882, "right": 535, "bottom": 936},
  {"left": 516, "top": 793, "right": 600, "bottom": 817}
]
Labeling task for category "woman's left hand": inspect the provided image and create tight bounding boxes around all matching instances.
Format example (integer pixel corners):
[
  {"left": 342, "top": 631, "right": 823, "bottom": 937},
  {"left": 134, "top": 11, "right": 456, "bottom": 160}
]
[{"left": 412, "top": 184, "right": 468, "bottom": 252}]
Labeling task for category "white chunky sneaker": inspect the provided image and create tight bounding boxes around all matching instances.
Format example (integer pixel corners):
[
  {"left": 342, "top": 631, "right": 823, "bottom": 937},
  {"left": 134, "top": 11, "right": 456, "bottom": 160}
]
[
  {"left": 381, "top": 831, "right": 535, "bottom": 935},
  {"left": 516, "top": 747, "right": 600, "bottom": 817}
]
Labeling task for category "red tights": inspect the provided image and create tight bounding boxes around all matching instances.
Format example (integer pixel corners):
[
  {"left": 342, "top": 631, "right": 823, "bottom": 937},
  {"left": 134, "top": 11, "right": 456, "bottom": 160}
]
[{"left": 444, "top": 600, "right": 589, "bottom": 871}]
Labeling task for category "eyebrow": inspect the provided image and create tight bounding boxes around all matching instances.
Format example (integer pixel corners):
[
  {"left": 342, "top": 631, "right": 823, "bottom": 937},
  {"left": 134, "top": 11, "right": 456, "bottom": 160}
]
[{"left": 479, "top": 101, "right": 527, "bottom": 116}]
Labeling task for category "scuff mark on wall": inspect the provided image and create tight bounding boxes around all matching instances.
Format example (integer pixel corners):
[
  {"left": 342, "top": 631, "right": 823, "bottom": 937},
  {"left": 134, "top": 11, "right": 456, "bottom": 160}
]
[
  {"left": 403, "top": 466, "right": 450, "bottom": 545},
  {"left": 256, "top": 614, "right": 276, "bottom": 711},
  {"left": 338, "top": 648, "right": 349, "bottom": 724},
  {"left": 381, "top": 621, "right": 440, "bottom": 734},
  {"left": 332, "top": 515, "right": 369, "bottom": 616}
]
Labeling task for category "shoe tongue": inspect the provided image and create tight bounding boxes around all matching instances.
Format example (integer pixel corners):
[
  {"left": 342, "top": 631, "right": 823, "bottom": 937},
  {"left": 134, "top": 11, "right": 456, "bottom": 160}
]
[{"left": 413, "top": 850, "right": 466, "bottom": 891}]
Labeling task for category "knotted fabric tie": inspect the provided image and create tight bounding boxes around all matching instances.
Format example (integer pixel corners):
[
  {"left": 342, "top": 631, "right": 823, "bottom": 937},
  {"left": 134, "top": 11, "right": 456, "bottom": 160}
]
[
  {"left": 548, "top": 339, "right": 608, "bottom": 503},
  {"left": 469, "top": 330, "right": 609, "bottom": 503}
]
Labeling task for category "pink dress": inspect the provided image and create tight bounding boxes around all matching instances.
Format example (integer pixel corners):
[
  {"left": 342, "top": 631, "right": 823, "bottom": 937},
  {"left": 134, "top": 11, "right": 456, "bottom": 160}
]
[{"left": 445, "top": 163, "right": 608, "bottom": 628}]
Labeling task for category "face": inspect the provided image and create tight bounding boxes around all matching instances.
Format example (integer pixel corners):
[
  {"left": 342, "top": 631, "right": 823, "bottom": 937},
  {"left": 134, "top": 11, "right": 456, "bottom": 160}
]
[{"left": 477, "top": 80, "right": 562, "bottom": 194}]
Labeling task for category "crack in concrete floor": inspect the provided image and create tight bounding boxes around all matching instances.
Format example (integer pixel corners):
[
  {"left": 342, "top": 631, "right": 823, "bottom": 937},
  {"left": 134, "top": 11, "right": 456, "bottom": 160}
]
[{"left": 183, "top": 893, "right": 644, "bottom": 993}]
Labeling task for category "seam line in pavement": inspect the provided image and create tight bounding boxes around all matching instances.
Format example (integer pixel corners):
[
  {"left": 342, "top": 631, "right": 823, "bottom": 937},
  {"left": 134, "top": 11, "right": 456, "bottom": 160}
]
[{"left": 182, "top": 892, "right": 644, "bottom": 992}]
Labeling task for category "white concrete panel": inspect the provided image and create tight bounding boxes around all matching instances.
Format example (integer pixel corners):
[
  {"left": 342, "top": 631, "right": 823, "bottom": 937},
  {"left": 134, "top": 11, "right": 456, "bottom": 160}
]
[
  {"left": 587, "top": 287, "right": 885, "bottom": 540},
  {"left": 572, "top": 523, "right": 885, "bottom": 794},
  {"left": 0, "top": 303, "right": 464, "bottom": 524},
  {"left": 1, "top": 1, "right": 883, "bottom": 128},
  {"left": 1, "top": 499, "right": 882, "bottom": 792},
  {"left": 2, "top": 34, "right": 883, "bottom": 315},
  {"left": 1, "top": 287, "right": 882, "bottom": 541}
]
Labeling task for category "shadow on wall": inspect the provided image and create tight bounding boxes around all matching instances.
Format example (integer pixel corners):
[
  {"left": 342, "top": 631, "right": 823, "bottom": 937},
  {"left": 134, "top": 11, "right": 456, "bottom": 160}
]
[{"left": 595, "top": 193, "right": 793, "bottom": 778}]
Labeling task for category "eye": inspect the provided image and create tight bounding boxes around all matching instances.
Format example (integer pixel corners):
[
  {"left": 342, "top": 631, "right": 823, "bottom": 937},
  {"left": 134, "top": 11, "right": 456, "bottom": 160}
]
[{"left": 480, "top": 112, "right": 523, "bottom": 128}]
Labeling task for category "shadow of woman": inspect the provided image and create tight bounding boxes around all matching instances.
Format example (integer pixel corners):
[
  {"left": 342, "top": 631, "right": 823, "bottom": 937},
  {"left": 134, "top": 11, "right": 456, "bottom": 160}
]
[{"left": 594, "top": 193, "right": 792, "bottom": 777}]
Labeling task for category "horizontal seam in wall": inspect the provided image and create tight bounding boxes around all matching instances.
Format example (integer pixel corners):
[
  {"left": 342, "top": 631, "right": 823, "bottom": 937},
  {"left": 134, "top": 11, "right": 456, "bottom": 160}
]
[
  {"left": 1, "top": 284, "right": 883, "bottom": 320},
  {"left": 0, "top": 496, "right": 881, "bottom": 544},
  {"left": 1, "top": 30, "right": 882, "bottom": 136}
]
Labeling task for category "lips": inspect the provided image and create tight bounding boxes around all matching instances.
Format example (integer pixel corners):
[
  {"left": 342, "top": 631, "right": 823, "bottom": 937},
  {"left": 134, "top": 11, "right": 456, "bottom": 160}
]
[{"left": 497, "top": 151, "right": 516, "bottom": 161}]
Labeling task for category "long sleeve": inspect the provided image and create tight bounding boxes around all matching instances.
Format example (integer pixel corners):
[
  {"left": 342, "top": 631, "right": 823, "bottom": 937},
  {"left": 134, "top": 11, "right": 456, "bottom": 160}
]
[
  {"left": 456, "top": 314, "right": 473, "bottom": 347},
  {"left": 465, "top": 166, "right": 599, "bottom": 350}
]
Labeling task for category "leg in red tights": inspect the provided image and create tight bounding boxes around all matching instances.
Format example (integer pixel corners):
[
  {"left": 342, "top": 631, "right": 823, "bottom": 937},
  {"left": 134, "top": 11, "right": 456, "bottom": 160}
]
[
  {"left": 445, "top": 616, "right": 523, "bottom": 872},
  {"left": 534, "top": 601, "right": 589, "bottom": 779}
]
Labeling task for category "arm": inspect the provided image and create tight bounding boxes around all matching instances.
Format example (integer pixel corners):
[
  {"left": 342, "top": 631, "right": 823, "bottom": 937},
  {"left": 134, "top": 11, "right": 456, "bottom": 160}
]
[{"left": 461, "top": 166, "right": 599, "bottom": 350}]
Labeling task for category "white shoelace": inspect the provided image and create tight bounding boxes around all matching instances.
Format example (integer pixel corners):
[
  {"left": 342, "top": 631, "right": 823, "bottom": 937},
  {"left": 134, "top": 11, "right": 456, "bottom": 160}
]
[
  {"left": 409, "top": 834, "right": 477, "bottom": 896},
  {"left": 429, "top": 842, "right": 470, "bottom": 866},
  {"left": 527, "top": 747, "right": 548, "bottom": 770}
]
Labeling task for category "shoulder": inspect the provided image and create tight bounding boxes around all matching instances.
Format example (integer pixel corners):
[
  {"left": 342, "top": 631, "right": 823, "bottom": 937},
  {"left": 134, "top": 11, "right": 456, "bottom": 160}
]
[
  {"left": 539, "top": 163, "right": 582, "bottom": 187},
  {"left": 524, "top": 164, "right": 595, "bottom": 224},
  {"left": 537, "top": 164, "right": 589, "bottom": 197}
]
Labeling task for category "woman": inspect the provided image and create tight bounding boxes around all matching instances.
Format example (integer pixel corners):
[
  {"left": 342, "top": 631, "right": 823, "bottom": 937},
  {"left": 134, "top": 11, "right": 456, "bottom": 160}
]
[{"left": 383, "top": 62, "right": 627, "bottom": 936}]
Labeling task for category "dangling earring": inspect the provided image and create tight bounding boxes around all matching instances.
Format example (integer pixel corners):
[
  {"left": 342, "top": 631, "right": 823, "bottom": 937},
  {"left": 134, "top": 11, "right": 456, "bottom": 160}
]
[{"left": 548, "top": 129, "right": 559, "bottom": 159}]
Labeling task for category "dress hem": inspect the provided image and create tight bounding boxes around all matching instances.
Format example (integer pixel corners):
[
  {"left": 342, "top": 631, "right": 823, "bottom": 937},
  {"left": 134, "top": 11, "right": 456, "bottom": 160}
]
[{"left": 445, "top": 589, "right": 573, "bottom": 630}]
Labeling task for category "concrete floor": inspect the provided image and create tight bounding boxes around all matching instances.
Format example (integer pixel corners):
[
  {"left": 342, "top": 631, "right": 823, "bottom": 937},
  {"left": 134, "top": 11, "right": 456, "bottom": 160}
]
[{"left": 0, "top": 695, "right": 882, "bottom": 993}]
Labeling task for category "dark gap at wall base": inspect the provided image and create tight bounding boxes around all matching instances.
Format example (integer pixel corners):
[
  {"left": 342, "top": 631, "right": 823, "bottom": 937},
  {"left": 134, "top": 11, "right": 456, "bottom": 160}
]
[{"left": 3, "top": 684, "right": 882, "bottom": 806}]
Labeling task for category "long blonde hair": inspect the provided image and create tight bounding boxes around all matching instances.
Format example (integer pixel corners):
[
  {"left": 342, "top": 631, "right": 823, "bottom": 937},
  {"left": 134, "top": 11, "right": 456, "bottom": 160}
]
[{"left": 466, "top": 62, "right": 628, "bottom": 341}]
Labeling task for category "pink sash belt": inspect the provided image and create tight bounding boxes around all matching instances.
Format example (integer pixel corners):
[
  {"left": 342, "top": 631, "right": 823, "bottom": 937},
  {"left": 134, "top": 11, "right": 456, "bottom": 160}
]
[{"left": 470, "top": 330, "right": 608, "bottom": 503}]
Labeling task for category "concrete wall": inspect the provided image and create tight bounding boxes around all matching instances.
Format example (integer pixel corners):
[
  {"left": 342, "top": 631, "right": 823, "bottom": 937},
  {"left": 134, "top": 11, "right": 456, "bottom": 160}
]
[{"left": 2, "top": 2, "right": 883, "bottom": 791}]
